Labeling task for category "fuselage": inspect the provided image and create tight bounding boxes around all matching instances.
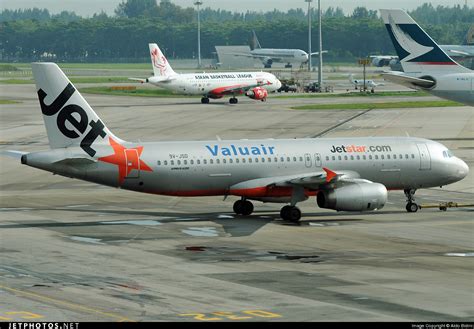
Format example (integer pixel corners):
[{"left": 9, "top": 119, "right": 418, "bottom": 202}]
[
  {"left": 23, "top": 137, "right": 469, "bottom": 201},
  {"left": 149, "top": 71, "right": 281, "bottom": 96},
  {"left": 251, "top": 48, "right": 309, "bottom": 64}
]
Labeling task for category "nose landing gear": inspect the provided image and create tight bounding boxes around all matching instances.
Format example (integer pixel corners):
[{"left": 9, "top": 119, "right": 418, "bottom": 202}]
[{"left": 404, "top": 189, "right": 419, "bottom": 212}]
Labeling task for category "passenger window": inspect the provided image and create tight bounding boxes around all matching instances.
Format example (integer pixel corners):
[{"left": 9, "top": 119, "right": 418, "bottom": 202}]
[
  {"left": 177, "top": 160, "right": 181, "bottom": 165},
  {"left": 332, "top": 156, "right": 336, "bottom": 161},
  {"left": 203, "top": 159, "right": 207, "bottom": 164},
  {"left": 229, "top": 159, "right": 233, "bottom": 163},
  {"left": 242, "top": 158, "right": 246, "bottom": 163},
  {"left": 255, "top": 158, "right": 259, "bottom": 163},
  {"left": 411, "top": 154, "right": 415, "bottom": 159},
  {"left": 375, "top": 155, "right": 378, "bottom": 160},
  {"left": 197, "top": 159, "right": 200, "bottom": 164},
  {"left": 344, "top": 155, "right": 348, "bottom": 160},
  {"left": 299, "top": 156, "right": 303, "bottom": 162},
  {"left": 164, "top": 160, "right": 168, "bottom": 165},
  {"left": 249, "top": 158, "right": 252, "bottom": 163},
  {"left": 184, "top": 160, "right": 187, "bottom": 165},
  {"left": 223, "top": 159, "right": 226, "bottom": 164},
  {"left": 236, "top": 158, "right": 239, "bottom": 163},
  {"left": 356, "top": 155, "right": 360, "bottom": 160},
  {"left": 363, "top": 155, "right": 366, "bottom": 160},
  {"left": 190, "top": 160, "right": 194, "bottom": 165},
  {"left": 210, "top": 159, "right": 214, "bottom": 164},
  {"left": 405, "top": 154, "right": 409, "bottom": 159},
  {"left": 216, "top": 159, "right": 220, "bottom": 164},
  {"left": 387, "top": 155, "right": 390, "bottom": 160},
  {"left": 293, "top": 157, "right": 297, "bottom": 162},
  {"left": 338, "top": 155, "right": 342, "bottom": 160},
  {"left": 369, "top": 155, "right": 372, "bottom": 160},
  {"left": 399, "top": 154, "right": 402, "bottom": 159},
  {"left": 280, "top": 157, "right": 284, "bottom": 162},
  {"left": 157, "top": 160, "right": 161, "bottom": 165},
  {"left": 287, "top": 157, "right": 291, "bottom": 162},
  {"left": 274, "top": 157, "right": 278, "bottom": 162},
  {"left": 171, "top": 160, "right": 174, "bottom": 165},
  {"left": 326, "top": 156, "right": 329, "bottom": 161},
  {"left": 261, "top": 158, "right": 265, "bottom": 163},
  {"left": 350, "top": 155, "right": 354, "bottom": 160},
  {"left": 267, "top": 158, "right": 271, "bottom": 162}
]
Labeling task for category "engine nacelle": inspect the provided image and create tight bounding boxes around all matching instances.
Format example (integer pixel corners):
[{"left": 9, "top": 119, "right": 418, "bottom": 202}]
[
  {"left": 316, "top": 182, "right": 387, "bottom": 211},
  {"left": 246, "top": 87, "right": 268, "bottom": 101},
  {"left": 372, "top": 57, "right": 390, "bottom": 67},
  {"left": 262, "top": 57, "right": 273, "bottom": 68}
]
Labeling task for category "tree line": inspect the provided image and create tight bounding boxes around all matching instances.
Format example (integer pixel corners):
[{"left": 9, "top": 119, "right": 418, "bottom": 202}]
[{"left": 0, "top": 1, "right": 472, "bottom": 63}]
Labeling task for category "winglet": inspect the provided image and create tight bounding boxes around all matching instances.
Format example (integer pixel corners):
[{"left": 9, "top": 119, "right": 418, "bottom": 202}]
[{"left": 323, "top": 167, "right": 337, "bottom": 182}]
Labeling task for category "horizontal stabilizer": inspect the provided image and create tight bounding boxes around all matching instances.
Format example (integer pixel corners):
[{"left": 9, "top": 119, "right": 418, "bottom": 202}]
[
  {"left": 382, "top": 72, "right": 436, "bottom": 89},
  {"left": 1, "top": 150, "right": 28, "bottom": 159}
]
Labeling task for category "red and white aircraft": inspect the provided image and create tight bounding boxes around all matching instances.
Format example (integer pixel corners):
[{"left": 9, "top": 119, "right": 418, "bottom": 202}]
[{"left": 132, "top": 43, "right": 282, "bottom": 104}]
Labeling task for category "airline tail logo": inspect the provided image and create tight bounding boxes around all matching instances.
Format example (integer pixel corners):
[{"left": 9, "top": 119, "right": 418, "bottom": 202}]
[
  {"left": 98, "top": 137, "right": 153, "bottom": 184},
  {"left": 151, "top": 47, "right": 168, "bottom": 75},
  {"left": 38, "top": 83, "right": 106, "bottom": 157},
  {"left": 388, "top": 14, "right": 433, "bottom": 62}
]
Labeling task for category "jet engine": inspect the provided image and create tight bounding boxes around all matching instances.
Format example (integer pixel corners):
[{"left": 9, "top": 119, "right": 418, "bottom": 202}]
[
  {"left": 316, "top": 182, "right": 387, "bottom": 211},
  {"left": 371, "top": 57, "right": 391, "bottom": 67},
  {"left": 262, "top": 57, "right": 273, "bottom": 68},
  {"left": 246, "top": 87, "right": 268, "bottom": 101}
]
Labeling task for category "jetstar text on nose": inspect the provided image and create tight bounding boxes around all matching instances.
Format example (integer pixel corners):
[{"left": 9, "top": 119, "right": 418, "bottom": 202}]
[{"left": 38, "top": 83, "right": 106, "bottom": 157}]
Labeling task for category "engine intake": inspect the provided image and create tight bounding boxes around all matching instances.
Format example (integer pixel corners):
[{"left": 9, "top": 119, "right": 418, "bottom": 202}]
[
  {"left": 317, "top": 182, "right": 387, "bottom": 211},
  {"left": 246, "top": 86, "right": 268, "bottom": 100}
]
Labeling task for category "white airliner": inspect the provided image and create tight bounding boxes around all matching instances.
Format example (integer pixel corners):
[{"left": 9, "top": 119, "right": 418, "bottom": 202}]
[
  {"left": 226, "top": 31, "right": 327, "bottom": 69},
  {"left": 7, "top": 63, "right": 469, "bottom": 222},
  {"left": 380, "top": 9, "right": 474, "bottom": 106},
  {"left": 132, "top": 43, "right": 281, "bottom": 104},
  {"left": 349, "top": 74, "right": 384, "bottom": 92}
]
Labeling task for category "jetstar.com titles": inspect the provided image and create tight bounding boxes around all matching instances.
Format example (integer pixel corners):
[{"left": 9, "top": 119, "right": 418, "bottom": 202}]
[{"left": 330, "top": 145, "right": 392, "bottom": 153}]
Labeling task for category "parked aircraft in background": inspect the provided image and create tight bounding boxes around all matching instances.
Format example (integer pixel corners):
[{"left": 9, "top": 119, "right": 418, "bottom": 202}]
[
  {"left": 380, "top": 9, "right": 474, "bottom": 106},
  {"left": 131, "top": 43, "right": 281, "bottom": 104},
  {"left": 349, "top": 74, "right": 385, "bottom": 92},
  {"left": 226, "top": 31, "right": 327, "bottom": 68},
  {"left": 7, "top": 63, "right": 468, "bottom": 223}
]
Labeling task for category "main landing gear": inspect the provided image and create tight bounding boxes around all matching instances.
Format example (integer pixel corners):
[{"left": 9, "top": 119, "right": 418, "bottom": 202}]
[
  {"left": 404, "top": 189, "right": 419, "bottom": 212},
  {"left": 233, "top": 198, "right": 254, "bottom": 216},
  {"left": 229, "top": 97, "right": 238, "bottom": 104},
  {"left": 280, "top": 205, "right": 301, "bottom": 223},
  {"left": 201, "top": 97, "right": 210, "bottom": 104}
]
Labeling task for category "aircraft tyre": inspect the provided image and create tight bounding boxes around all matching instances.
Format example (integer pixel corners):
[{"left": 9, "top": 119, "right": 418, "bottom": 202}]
[
  {"left": 406, "top": 202, "right": 419, "bottom": 213},
  {"left": 201, "top": 97, "right": 210, "bottom": 104},
  {"left": 233, "top": 200, "right": 253, "bottom": 216},
  {"left": 229, "top": 97, "right": 238, "bottom": 104},
  {"left": 280, "top": 205, "right": 301, "bottom": 222}
]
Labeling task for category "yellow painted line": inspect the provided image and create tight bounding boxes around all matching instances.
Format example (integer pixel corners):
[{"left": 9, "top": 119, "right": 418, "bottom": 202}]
[{"left": 0, "top": 284, "right": 134, "bottom": 322}]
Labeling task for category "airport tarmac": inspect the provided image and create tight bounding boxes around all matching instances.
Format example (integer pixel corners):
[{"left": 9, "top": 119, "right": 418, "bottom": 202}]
[{"left": 0, "top": 84, "right": 473, "bottom": 322}]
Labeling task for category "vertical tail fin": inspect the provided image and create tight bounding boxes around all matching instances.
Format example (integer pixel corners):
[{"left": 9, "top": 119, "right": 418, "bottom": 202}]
[
  {"left": 148, "top": 43, "right": 176, "bottom": 78},
  {"left": 380, "top": 9, "right": 470, "bottom": 74},
  {"left": 31, "top": 63, "right": 122, "bottom": 157}
]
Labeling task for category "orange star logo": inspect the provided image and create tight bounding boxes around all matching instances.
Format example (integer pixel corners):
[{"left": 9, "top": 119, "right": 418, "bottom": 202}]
[{"left": 98, "top": 137, "right": 153, "bottom": 184}]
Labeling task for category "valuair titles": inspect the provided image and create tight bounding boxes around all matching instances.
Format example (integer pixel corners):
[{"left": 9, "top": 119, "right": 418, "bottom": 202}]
[
  {"left": 195, "top": 73, "right": 253, "bottom": 80},
  {"left": 206, "top": 144, "right": 276, "bottom": 156}
]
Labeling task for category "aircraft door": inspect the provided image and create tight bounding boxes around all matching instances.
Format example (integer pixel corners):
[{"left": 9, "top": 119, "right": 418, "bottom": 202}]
[
  {"left": 416, "top": 143, "right": 431, "bottom": 170},
  {"left": 304, "top": 153, "right": 312, "bottom": 168},
  {"left": 125, "top": 149, "right": 140, "bottom": 178},
  {"left": 314, "top": 153, "right": 322, "bottom": 167}
]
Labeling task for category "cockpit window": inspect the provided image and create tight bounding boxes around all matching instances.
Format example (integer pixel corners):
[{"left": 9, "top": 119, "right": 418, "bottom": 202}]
[{"left": 443, "top": 150, "right": 454, "bottom": 158}]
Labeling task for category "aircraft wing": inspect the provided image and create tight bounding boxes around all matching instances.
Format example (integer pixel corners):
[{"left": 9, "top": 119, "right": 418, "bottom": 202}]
[
  {"left": 310, "top": 50, "right": 328, "bottom": 56},
  {"left": 1, "top": 150, "right": 28, "bottom": 159},
  {"left": 382, "top": 71, "right": 436, "bottom": 89},
  {"left": 229, "top": 168, "right": 361, "bottom": 192},
  {"left": 129, "top": 76, "right": 177, "bottom": 84},
  {"left": 129, "top": 78, "right": 147, "bottom": 83}
]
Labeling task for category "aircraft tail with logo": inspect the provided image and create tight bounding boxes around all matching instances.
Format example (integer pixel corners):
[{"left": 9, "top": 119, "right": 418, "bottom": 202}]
[
  {"left": 32, "top": 62, "right": 124, "bottom": 156},
  {"left": 380, "top": 9, "right": 471, "bottom": 74},
  {"left": 148, "top": 43, "right": 177, "bottom": 78}
]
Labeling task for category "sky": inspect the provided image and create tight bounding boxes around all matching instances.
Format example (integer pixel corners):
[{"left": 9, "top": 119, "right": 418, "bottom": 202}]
[{"left": 0, "top": 0, "right": 470, "bottom": 17}]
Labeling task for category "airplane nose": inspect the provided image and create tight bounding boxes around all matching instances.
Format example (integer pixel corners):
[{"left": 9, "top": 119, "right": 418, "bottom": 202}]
[
  {"left": 457, "top": 159, "right": 469, "bottom": 179},
  {"left": 276, "top": 80, "right": 282, "bottom": 89}
]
